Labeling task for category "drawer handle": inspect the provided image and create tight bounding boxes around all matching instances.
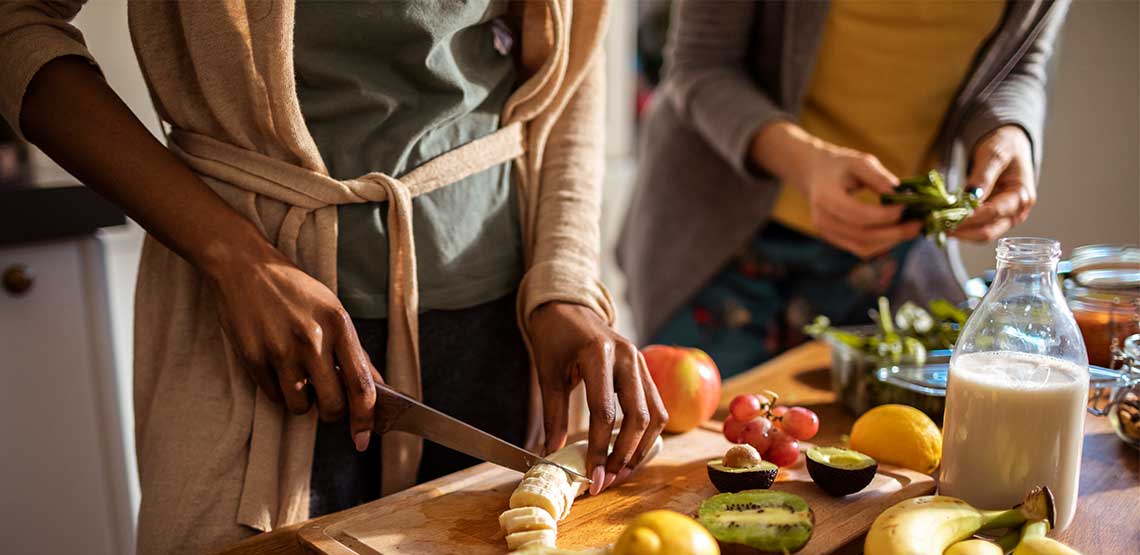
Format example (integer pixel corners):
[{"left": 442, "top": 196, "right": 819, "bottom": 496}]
[{"left": 2, "top": 264, "right": 34, "bottom": 296}]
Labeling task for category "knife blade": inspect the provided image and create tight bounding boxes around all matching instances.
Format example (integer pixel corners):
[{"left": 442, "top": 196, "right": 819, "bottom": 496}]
[{"left": 372, "top": 383, "right": 591, "bottom": 484}]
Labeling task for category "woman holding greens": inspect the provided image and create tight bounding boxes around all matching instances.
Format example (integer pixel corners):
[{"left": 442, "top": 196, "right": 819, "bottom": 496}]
[
  {"left": 620, "top": 0, "right": 1067, "bottom": 376},
  {"left": 1, "top": 1, "right": 665, "bottom": 553}
]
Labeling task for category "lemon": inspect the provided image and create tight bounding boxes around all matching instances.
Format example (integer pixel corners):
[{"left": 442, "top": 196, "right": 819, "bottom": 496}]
[
  {"left": 613, "top": 510, "right": 719, "bottom": 555},
  {"left": 849, "top": 404, "right": 942, "bottom": 474}
]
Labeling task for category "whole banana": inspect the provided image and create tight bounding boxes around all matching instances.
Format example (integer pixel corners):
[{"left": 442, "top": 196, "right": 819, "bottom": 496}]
[
  {"left": 944, "top": 539, "right": 1004, "bottom": 555},
  {"left": 865, "top": 487, "right": 1054, "bottom": 555},
  {"left": 1011, "top": 520, "right": 1083, "bottom": 555}
]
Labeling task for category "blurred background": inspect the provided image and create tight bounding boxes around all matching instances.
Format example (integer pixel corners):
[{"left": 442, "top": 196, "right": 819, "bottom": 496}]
[{"left": 0, "top": 2, "right": 1136, "bottom": 553}]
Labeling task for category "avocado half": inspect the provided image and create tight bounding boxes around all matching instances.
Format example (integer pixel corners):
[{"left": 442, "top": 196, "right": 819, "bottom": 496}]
[
  {"left": 707, "top": 458, "right": 779, "bottom": 493},
  {"left": 805, "top": 446, "right": 878, "bottom": 497},
  {"left": 698, "top": 490, "right": 814, "bottom": 555}
]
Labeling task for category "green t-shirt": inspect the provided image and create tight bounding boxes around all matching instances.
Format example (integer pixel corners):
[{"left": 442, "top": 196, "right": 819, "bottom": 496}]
[{"left": 294, "top": 0, "right": 522, "bottom": 318}]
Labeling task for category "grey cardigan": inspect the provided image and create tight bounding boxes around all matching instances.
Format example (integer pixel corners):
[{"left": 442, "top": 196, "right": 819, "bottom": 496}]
[{"left": 618, "top": 0, "right": 1069, "bottom": 342}]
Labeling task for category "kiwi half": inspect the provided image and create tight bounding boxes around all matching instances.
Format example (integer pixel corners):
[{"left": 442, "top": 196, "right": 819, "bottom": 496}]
[
  {"left": 805, "top": 446, "right": 877, "bottom": 497},
  {"left": 697, "top": 490, "right": 814, "bottom": 554},
  {"left": 706, "top": 459, "right": 779, "bottom": 493}
]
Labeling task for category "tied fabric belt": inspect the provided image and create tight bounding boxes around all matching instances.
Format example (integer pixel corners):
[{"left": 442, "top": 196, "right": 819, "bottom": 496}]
[{"left": 168, "top": 122, "right": 525, "bottom": 495}]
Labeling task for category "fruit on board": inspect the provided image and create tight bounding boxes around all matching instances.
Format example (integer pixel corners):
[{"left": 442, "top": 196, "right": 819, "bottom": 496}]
[
  {"left": 707, "top": 445, "right": 779, "bottom": 493},
  {"left": 722, "top": 416, "right": 748, "bottom": 443},
  {"left": 944, "top": 538, "right": 1006, "bottom": 555},
  {"left": 502, "top": 435, "right": 665, "bottom": 551},
  {"left": 849, "top": 404, "right": 942, "bottom": 473},
  {"left": 698, "top": 490, "right": 814, "bottom": 554},
  {"left": 506, "top": 529, "right": 557, "bottom": 551},
  {"left": 730, "top": 394, "right": 764, "bottom": 422},
  {"left": 612, "top": 510, "right": 720, "bottom": 555},
  {"left": 1011, "top": 519, "right": 1083, "bottom": 555},
  {"left": 643, "top": 345, "right": 722, "bottom": 433},
  {"left": 864, "top": 486, "right": 1056, "bottom": 555},
  {"left": 763, "top": 428, "right": 800, "bottom": 467},
  {"left": 781, "top": 407, "right": 819, "bottom": 441},
  {"left": 805, "top": 446, "right": 877, "bottom": 497},
  {"left": 740, "top": 417, "right": 773, "bottom": 454},
  {"left": 500, "top": 507, "right": 557, "bottom": 533}
]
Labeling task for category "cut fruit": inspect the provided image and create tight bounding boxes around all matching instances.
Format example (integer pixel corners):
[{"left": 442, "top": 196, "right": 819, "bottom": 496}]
[
  {"left": 500, "top": 507, "right": 557, "bottom": 534},
  {"left": 510, "top": 479, "right": 566, "bottom": 520},
  {"left": 500, "top": 435, "right": 664, "bottom": 552},
  {"left": 706, "top": 458, "right": 778, "bottom": 493},
  {"left": 505, "top": 529, "right": 557, "bottom": 551},
  {"left": 805, "top": 446, "right": 878, "bottom": 497},
  {"left": 698, "top": 490, "right": 814, "bottom": 554}
]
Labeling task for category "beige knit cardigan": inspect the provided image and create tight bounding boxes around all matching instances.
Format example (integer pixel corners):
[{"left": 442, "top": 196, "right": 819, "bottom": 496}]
[{"left": 0, "top": 1, "right": 612, "bottom": 553}]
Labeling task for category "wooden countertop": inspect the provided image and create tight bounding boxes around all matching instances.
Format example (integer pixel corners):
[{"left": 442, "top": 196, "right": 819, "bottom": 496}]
[{"left": 219, "top": 342, "right": 1140, "bottom": 555}]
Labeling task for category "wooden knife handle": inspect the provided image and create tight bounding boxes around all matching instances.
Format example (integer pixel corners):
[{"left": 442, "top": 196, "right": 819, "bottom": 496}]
[{"left": 373, "top": 383, "right": 412, "bottom": 434}]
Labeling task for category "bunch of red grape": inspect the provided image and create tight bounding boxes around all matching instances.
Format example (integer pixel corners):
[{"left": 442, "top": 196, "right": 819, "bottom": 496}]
[{"left": 723, "top": 391, "right": 819, "bottom": 467}]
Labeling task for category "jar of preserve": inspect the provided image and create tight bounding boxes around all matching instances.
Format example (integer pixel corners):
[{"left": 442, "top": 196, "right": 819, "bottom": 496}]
[{"left": 1065, "top": 244, "right": 1140, "bottom": 366}]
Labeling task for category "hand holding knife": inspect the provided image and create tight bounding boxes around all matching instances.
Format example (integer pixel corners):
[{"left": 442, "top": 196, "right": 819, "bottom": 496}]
[{"left": 372, "top": 382, "right": 592, "bottom": 484}]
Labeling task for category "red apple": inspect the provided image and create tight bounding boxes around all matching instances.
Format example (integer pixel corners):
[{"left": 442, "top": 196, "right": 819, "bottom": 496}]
[{"left": 642, "top": 345, "right": 722, "bottom": 433}]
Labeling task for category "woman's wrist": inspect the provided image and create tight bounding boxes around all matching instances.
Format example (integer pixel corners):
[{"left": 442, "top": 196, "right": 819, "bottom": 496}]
[
  {"left": 748, "top": 121, "right": 822, "bottom": 183},
  {"left": 195, "top": 222, "right": 285, "bottom": 284}
]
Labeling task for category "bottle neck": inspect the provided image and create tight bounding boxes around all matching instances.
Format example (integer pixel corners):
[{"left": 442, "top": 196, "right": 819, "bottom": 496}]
[{"left": 992, "top": 259, "right": 1061, "bottom": 292}]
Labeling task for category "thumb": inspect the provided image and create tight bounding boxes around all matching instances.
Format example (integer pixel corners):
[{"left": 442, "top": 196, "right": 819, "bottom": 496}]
[
  {"left": 849, "top": 153, "right": 899, "bottom": 194},
  {"left": 968, "top": 138, "right": 1011, "bottom": 199}
]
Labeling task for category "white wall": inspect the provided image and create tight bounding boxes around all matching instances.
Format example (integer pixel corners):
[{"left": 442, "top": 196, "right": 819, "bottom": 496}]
[{"left": 957, "top": 0, "right": 1140, "bottom": 273}]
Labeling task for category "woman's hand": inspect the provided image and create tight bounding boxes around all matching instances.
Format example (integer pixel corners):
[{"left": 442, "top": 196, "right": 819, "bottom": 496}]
[
  {"left": 204, "top": 243, "right": 380, "bottom": 452},
  {"left": 951, "top": 125, "right": 1036, "bottom": 242},
  {"left": 751, "top": 122, "right": 922, "bottom": 258},
  {"left": 529, "top": 302, "right": 668, "bottom": 496}
]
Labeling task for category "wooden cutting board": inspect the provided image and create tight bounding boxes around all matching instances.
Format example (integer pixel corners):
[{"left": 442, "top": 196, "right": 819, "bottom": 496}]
[{"left": 298, "top": 423, "right": 934, "bottom": 555}]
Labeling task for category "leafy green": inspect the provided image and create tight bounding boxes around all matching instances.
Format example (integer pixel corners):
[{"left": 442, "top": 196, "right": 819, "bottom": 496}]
[
  {"left": 881, "top": 170, "right": 981, "bottom": 246},
  {"left": 804, "top": 297, "right": 969, "bottom": 366}
]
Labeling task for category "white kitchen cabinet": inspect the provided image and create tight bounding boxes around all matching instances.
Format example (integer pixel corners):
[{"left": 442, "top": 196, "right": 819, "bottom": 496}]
[{"left": 0, "top": 237, "right": 134, "bottom": 555}]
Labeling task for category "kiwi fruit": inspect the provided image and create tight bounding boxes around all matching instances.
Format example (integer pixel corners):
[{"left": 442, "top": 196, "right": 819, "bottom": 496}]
[
  {"left": 697, "top": 490, "right": 814, "bottom": 554},
  {"left": 805, "top": 446, "right": 877, "bottom": 497}
]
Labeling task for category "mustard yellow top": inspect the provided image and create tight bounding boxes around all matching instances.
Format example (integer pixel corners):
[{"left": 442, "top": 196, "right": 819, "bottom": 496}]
[{"left": 771, "top": 0, "right": 1005, "bottom": 236}]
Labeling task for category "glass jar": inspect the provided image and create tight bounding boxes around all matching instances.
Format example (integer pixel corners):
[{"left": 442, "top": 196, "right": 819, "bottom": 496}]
[
  {"left": 939, "top": 238, "right": 1088, "bottom": 532},
  {"left": 1065, "top": 244, "right": 1140, "bottom": 366}
]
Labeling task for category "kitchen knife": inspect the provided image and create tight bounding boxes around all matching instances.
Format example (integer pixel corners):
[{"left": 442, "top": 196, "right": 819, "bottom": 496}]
[{"left": 373, "top": 382, "right": 591, "bottom": 483}]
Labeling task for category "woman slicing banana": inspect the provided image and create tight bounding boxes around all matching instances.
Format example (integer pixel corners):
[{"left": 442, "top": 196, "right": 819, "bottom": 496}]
[{"left": 0, "top": 1, "right": 665, "bottom": 553}]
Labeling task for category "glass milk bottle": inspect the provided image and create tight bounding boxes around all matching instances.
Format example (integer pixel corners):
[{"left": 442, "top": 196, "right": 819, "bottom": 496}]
[{"left": 940, "top": 238, "right": 1088, "bottom": 531}]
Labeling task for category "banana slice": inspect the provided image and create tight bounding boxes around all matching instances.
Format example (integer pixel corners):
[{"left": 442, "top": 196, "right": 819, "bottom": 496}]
[
  {"left": 525, "top": 463, "right": 572, "bottom": 484},
  {"left": 501, "top": 435, "right": 665, "bottom": 551},
  {"left": 509, "top": 479, "right": 565, "bottom": 520},
  {"left": 505, "top": 529, "right": 556, "bottom": 551},
  {"left": 499, "top": 507, "right": 557, "bottom": 534}
]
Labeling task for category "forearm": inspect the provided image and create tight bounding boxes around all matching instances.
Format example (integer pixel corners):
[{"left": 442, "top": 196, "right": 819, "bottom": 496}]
[
  {"left": 959, "top": 1, "right": 1070, "bottom": 172},
  {"left": 749, "top": 121, "right": 823, "bottom": 183},
  {"left": 20, "top": 56, "right": 279, "bottom": 277},
  {"left": 524, "top": 58, "right": 613, "bottom": 326},
  {"left": 663, "top": 0, "right": 790, "bottom": 176}
]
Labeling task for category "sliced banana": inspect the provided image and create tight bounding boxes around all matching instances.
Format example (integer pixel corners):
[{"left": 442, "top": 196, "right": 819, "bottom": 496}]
[
  {"left": 505, "top": 529, "right": 557, "bottom": 551},
  {"left": 509, "top": 479, "right": 565, "bottom": 520},
  {"left": 500, "top": 435, "right": 664, "bottom": 552},
  {"left": 499, "top": 507, "right": 557, "bottom": 534}
]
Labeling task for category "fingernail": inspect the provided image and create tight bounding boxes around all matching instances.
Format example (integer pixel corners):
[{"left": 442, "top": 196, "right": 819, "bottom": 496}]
[
  {"left": 602, "top": 472, "right": 617, "bottom": 491},
  {"left": 589, "top": 466, "right": 605, "bottom": 496},
  {"left": 615, "top": 467, "right": 632, "bottom": 484},
  {"left": 353, "top": 431, "right": 370, "bottom": 452}
]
